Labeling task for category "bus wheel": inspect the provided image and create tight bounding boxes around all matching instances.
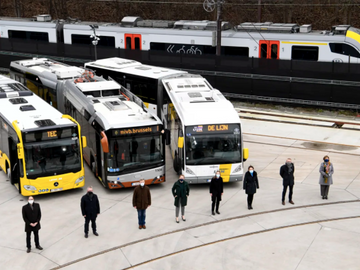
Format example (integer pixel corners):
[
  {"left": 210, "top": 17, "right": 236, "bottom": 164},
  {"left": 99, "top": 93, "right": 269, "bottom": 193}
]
[{"left": 173, "top": 154, "right": 180, "bottom": 174}]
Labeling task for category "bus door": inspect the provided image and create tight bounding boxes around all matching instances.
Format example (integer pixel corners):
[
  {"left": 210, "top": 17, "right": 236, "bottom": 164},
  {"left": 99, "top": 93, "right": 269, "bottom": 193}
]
[
  {"left": 8, "top": 137, "right": 20, "bottom": 187},
  {"left": 259, "top": 40, "right": 280, "bottom": 59},
  {"left": 124, "top": 34, "right": 142, "bottom": 50},
  {"left": 95, "top": 133, "right": 103, "bottom": 181}
]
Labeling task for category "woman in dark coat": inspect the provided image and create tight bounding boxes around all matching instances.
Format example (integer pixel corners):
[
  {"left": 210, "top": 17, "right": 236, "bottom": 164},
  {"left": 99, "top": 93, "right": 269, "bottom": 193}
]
[
  {"left": 319, "top": 155, "right": 334, "bottom": 199},
  {"left": 210, "top": 170, "right": 223, "bottom": 215},
  {"left": 243, "top": 165, "right": 259, "bottom": 210},
  {"left": 172, "top": 174, "right": 190, "bottom": 223}
]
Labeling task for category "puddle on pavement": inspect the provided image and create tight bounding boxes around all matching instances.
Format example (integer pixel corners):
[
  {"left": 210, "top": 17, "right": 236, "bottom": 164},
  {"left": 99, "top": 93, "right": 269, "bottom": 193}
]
[{"left": 302, "top": 142, "right": 358, "bottom": 151}]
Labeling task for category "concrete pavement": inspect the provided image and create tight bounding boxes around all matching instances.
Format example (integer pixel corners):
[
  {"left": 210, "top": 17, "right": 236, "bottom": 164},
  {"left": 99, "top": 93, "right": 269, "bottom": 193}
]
[{"left": 0, "top": 118, "right": 360, "bottom": 270}]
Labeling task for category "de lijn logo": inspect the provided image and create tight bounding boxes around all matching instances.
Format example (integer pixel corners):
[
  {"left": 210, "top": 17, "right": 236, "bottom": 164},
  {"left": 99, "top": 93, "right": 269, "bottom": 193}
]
[{"left": 54, "top": 182, "right": 59, "bottom": 187}]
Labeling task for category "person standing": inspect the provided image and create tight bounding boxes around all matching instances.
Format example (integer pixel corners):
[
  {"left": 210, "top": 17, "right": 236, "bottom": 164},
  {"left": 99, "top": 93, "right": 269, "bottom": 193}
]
[
  {"left": 210, "top": 170, "right": 223, "bottom": 215},
  {"left": 280, "top": 158, "right": 295, "bottom": 205},
  {"left": 22, "top": 196, "right": 43, "bottom": 253},
  {"left": 172, "top": 174, "right": 190, "bottom": 223},
  {"left": 81, "top": 186, "right": 100, "bottom": 238},
  {"left": 243, "top": 165, "right": 260, "bottom": 210},
  {"left": 319, "top": 155, "right": 334, "bottom": 199},
  {"left": 133, "top": 179, "right": 151, "bottom": 229}
]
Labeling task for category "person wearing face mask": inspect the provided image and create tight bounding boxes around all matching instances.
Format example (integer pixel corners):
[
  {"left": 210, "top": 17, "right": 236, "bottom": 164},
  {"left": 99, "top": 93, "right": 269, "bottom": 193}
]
[
  {"left": 243, "top": 165, "right": 259, "bottom": 210},
  {"left": 22, "top": 196, "right": 43, "bottom": 253},
  {"left": 210, "top": 170, "right": 223, "bottom": 215},
  {"left": 172, "top": 174, "right": 190, "bottom": 223},
  {"left": 319, "top": 155, "right": 334, "bottom": 199},
  {"left": 280, "top": 158, "right": 295, "bottom": 205},
  {"left": 81, "top": 186, "right": 100, "bottom": 238},
  {"left": 133, "top": 179, "right": 151, "bottom": 229}
]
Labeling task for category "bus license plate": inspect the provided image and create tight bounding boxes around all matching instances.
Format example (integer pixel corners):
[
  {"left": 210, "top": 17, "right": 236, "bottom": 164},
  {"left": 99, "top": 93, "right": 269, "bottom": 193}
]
[{"left": 51, "top": 188, "right": 63, "bottom": 192}]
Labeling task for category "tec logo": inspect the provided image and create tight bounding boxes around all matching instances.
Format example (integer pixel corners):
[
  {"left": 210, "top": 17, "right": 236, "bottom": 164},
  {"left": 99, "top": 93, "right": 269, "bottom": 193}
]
[
  {"left": 54, "top": 182, "right": 59, "bottom": 187},
  {"left": 38, "top": 189, "right": 49, "bottom": 193}
]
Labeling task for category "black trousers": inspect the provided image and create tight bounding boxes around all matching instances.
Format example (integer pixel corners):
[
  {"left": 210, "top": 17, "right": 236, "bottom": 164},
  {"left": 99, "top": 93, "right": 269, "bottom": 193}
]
[
  {"left": 247, "top": 194, "right": 254, "bottom": 206},
  {"left": 211, "top": 196, "right": 221, "bottom": 212},
  {"left": 84, "top": 216, "right": 97, "bottom": 233},
  {"left": 282, "top": 184, "right": 293, "bottom": 202},
  {"left": 26, "top": 230, "right": 39, "bottom": 248}
]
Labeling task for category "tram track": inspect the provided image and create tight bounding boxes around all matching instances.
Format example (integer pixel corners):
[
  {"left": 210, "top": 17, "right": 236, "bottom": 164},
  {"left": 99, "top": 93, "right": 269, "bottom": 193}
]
[{"left": 51, "top": 200, "right": 360, "bottom": 269}]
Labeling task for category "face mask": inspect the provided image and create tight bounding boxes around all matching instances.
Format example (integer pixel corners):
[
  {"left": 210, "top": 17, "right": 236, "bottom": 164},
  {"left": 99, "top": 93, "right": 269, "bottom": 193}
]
[
  {"left": 216, "top": 174, "right": 220, "bottom": 178},
  {"left": 324, "top": 159, "right": 329, "bottom": 162},
  {"left": 87, "top": 191, "right": 93, "bottom": 195},
  {"left": 28, "top": 200, "right": 34, "bottom": 204},
  {"left": 140, "top": 183, "right": 145, "bottom": 187},
  {"left": 179, "top": 179, "right": 184, "bottom": 183},
  {"left": 286, "top": 162, "right": 291, "bottom": 165},
  {"left": 249, "top": 170, "right": 254, "bottom": 174}
]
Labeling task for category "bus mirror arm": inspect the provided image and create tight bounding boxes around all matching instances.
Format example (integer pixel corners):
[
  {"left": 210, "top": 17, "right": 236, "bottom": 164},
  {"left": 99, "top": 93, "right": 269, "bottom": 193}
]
[
  {"left": 17, "top": 143, "right": 24, "bottom": 159},
  {"left": 100, "top": 131, "right": 109, "bottom": 153},
  {"left": 243, "top": 148, "right": 249, "bottom": 162}
]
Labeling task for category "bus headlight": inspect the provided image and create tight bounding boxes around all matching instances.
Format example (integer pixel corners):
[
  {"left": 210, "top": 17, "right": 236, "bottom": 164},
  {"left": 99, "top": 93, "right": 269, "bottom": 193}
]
[
  {"left": 186, "top": 167, "right": 195, "bottom": 175},
  {"left": 75, "top": 176, "right": 85, "bottom": 184},
  {"left": 232, "top": 164, "right": 242, "bottom": 173},
  {"left": 23, "top": 185, "right": 36, "bottom": 191}
]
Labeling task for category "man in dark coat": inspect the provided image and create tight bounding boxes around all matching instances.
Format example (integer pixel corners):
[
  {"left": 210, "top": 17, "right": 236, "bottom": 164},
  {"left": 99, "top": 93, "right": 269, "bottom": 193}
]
[
  {"left": 280, "top": 158, "right": 295, "bottom": 205},
  {"left": 22, "top": 196, "right": 43, "bottom": 253},
  {"left": 81, "top": 186, "right": 100, "bottom": 238},
  {"left": 243, "top": 165, "right": 260, "bottom": 210},
  {"left": 210, "top": 170, "right": 223, "bottom": 215},
  {"left": 133, "top": 179, "right": 151, "bottom": 229},
  {"left": 172, "top": 174, "right": 190, "bottom": 223}
]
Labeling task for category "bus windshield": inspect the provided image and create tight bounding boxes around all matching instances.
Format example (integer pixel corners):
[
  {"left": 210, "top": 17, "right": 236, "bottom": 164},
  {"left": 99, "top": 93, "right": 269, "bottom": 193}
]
[
  {"left": 23, "top": 126, "right": 81, "bottom": 179},
  {"left": 185, "top": 124, "right": 241, "bottom": 166},
  {"left": 107, "top": 134, "right": 164, "bottom": 174}
]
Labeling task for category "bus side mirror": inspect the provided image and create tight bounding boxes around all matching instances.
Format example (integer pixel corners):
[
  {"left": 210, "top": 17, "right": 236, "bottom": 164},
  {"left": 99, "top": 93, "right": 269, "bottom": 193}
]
[
  {"left": 100, "top": 131, "right": 109, "bottom": 153},
  {"left": 165, "top": 129, "right": 170, "bottom": 145},
  {"left": 178, "top": 137, "right": 184, "bottom": 149},
  {"left": 82, "top": 136, "right": 87, "bottom": 148},
  {"left": 17, "top": 143, "right": 24, "bottom": 159},
  {"left": 243, "top": 148, "right": 249, "bottom": 162}
]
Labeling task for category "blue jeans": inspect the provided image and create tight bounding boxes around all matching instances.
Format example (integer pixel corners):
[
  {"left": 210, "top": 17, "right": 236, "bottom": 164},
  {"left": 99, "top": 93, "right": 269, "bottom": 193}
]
[{"left": 137, "top": 209, "right": 146, "bottom": 225}]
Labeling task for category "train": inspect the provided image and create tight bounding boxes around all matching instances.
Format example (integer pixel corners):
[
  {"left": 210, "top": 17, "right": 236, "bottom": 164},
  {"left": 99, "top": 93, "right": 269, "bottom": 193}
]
[{"left": 1, "top": 14, "right": 360, "bottom": 64}]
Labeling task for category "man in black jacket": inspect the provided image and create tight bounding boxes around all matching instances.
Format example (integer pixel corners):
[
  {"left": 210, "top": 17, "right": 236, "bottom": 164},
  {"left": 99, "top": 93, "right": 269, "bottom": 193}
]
[
  {"left": 81, "top": 186, "right": 100, "bottom": 238},
  {"left": 22, "top": 196, "right": 43, "bottom": 253},
  {"left": 210, "top": 170, "right": 224, "bottom": 215},
  {"left": 280, "top": 158, "right": 295, "bottom": 205}
]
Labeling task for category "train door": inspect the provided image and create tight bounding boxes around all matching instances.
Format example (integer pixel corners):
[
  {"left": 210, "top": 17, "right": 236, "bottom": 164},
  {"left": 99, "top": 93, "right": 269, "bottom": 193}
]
[
  {"left": 124, "top": 34, "right": 142, "bottom": 50},
  {"left": 259, "top": 40, "right": 280, "bottom": 59},
  {"left": 8, "top": 137, "right": 20, "bottom": 187}
]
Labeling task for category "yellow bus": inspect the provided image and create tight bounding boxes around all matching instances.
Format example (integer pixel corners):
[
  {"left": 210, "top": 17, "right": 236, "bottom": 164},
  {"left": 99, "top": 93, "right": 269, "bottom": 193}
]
[{"left": 0, "top": 75, "right": 87, "bottom": 196}]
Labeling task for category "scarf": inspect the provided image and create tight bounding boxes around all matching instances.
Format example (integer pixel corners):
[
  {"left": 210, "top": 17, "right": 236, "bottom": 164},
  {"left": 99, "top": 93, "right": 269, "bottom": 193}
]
[
  {"left": 287, "top": 163, "right": 293, "bottom": 174},
  {"left": 323, "top": 162, "right": 330, "bottom": 183}
]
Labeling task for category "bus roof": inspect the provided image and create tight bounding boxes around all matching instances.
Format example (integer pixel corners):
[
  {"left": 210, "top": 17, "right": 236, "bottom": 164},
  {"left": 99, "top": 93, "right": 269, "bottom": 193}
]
[
  {"left": 0, "top": 76, "right": 74, "bottom": 132},
  {"left": 86, "top": 57, "right": 187, "bottom": 79},
  {"left": 163, "top": 76, "right": 240, "bottom": 126}
]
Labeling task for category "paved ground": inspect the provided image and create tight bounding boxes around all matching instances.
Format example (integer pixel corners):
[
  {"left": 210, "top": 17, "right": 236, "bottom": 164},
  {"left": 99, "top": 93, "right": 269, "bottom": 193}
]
[{"left": 0, "top": 117, "right": 360, "bottom": 270}]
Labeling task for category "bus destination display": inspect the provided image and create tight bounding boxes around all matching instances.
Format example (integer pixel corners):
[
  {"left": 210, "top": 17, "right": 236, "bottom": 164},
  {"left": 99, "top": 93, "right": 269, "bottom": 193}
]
[
  {"left": 112, "top": 125, "right": 160, "bottom": 136},
  {"left": 187, "top": 124, "right": 239, "bottom": 134}
]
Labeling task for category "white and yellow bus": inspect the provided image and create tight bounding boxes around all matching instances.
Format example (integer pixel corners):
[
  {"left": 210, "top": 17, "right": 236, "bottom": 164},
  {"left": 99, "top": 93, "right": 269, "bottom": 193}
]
[{"left": 0, "top": 75, "right": 86, "bottom": 196}]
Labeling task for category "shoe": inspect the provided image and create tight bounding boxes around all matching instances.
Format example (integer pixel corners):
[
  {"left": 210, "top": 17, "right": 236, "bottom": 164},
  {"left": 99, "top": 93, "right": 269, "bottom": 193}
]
[
  {"left": 139, "top": 225, "right": 142, "bottom": 229},
  {"left": 84, "top": 233, "right": 88, "bottom": 238},
  {"left": 176, "top": 218, "right": 179, "bottom": 223},
  {"left": 26, "top": 248, "right": 31, "bottom": 253},
  {"left": 216, "top": 211, "right": 220, "bottom": 214},
  {"left": 36, "top": 245, "right": 43, "bottom": 250},
  {"left": 289, "top": 200, "right": 295, "bottom": 204},
  {"left": 250, "top": 205, "right": 253, "bottom": 210},
  {"left": 182, "top": 216, "right": 186, "bottom": 221},
  {"left": 142, "top": 225, "right": 146, "bottom": 229},
  {"left": 322, "top": 196, "right": 324, "bottom": 199},
  {"left": 248, "top": 205, "right": 251, "bottom": 210},
  {"left": 282, "top": 201, "right": 285, "bottom": 205},
  {"left": 212, "top": 211, "right": 215, "bottom": 215},
  {"left": 325, "top": 196, "right": 328, "bottom": 200},
  {"left": 93, "top": 232, "right": 99, "bottom": 236}
]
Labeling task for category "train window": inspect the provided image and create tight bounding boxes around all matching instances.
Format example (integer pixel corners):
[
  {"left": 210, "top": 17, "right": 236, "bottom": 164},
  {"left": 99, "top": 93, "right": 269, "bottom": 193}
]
[
  {"left": 223, "top": 46, "right": 249, "bottom": 57},
  {"left": 126, "top": 37, "right": 132, "bottom": 49},
  {"left": 271, "top": 44, "right": 278, "bottom": 59},
  {"left": 329, "top": 43, "right": 360, "bottom": 58},
  {"left": 135, "top": 37, "right": 140, "bottom": 50},
  {"left": 8, "top": 30, "right": 49, "bottom": 42},
  {"left": 291, "top": 46, "right": 319, "bottom": 61},
  {"left": 71, "top": 34, "right": 115, "bottom": 47},
  {"left": 150, "top": 42, "right": 166, "bottom": 51},
  {"left": 260, "top": 44, "right": 267, "bottom": 58}
]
